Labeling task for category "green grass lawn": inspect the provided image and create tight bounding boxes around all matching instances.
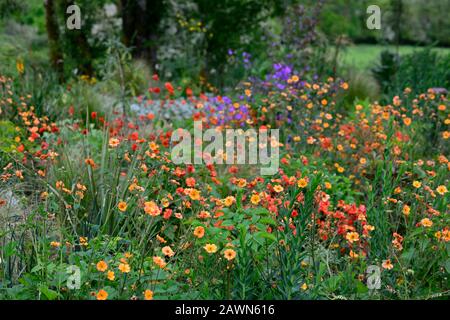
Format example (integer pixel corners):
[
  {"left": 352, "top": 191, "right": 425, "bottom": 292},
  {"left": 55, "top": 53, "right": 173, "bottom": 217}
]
[{"left": 339, "top": 44, "right": 450, "bottom": 70}]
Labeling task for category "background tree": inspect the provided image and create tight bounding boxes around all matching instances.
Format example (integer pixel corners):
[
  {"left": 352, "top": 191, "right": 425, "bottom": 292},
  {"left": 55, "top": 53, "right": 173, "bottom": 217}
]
[
  {"left": 44, "top": 0, "right": 64, "bottom": 81},
  {"left": 120, "top": 0, "right": 167, "bottom": 70}
]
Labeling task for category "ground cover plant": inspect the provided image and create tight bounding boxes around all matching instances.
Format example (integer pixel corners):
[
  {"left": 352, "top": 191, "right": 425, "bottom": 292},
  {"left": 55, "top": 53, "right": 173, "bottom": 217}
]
[{"left": 0, "top": 0, "right": 449, "bottom": 301}]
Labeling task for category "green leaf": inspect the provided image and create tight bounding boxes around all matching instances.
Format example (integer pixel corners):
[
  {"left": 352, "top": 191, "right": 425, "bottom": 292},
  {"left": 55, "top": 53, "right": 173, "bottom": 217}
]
[
  {"left": 38, "top": 285, "right": 59, "bottom": 300},
  {"left": 444, "top": 259, "right": 450, "bottom": 274},
  {"left": 259, "top": 217, "right": 277, "bottom": 226},
  {"left": 254, "top": 231, "right": 276, "bottom": 242},
  {"left": 246, "top": 207, "right": 270, "bottom": 216},
  {"left": 355, "top": 280, "right": 368, "bottom": 294}
]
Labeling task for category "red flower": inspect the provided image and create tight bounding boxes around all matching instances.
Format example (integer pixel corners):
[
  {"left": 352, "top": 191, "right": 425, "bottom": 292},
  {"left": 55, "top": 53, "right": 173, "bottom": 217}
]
[
  {"left": 150, "top": 87, "right": 161, "bottom": 94},
  {"left": 17, "top": 144, "right": 25, "bottom": 153},
  {"left": 165, "top": 82, "right": 174, "bottom": 95}
]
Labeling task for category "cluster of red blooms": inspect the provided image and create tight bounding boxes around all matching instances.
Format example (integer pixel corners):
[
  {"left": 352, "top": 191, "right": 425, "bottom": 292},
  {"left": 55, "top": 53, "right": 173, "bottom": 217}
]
[{"left": 316, "top": 192, "right": 373, "bottom": 257}]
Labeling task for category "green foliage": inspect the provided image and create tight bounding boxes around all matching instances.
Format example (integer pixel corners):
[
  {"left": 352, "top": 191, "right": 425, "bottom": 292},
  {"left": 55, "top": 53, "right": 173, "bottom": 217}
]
[{"left": 372, "top": 48, "right": 450, "bottom": 99}]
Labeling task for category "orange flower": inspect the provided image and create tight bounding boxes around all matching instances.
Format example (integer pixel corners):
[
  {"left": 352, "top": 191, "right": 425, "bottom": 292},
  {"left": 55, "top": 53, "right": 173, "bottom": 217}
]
[
  {"left": 107, "top": 270, "right": 115, "bottom": 281},
  {"left": 237, "top": 179, "right": 247, "bottom": 188},
  {"left": 223, "top": 196, "right": 235, "bottom": 207},
  {"left": 162, "top": 246, "right": 175, "bottom": 257},
  {"left": 203, "top": 243, "right": 218, "bottom": 254},
  {"left": 273, "top": 185, "right": 284, "bottom": 193},
  {"left": 118, "top": 201, "right": 127, "bottom": 212},
  {"left": 297, "top": 178, "right": 308, "bottom": 188},
  {"left": 156, "top": 235, "right": 167, "bottom": 243},
  {"left": 96, "top": 260, "right": 108, "bottom": 272},
  {"left": 84, "top": 158, "right": 96, "bottom": 168},
  {"left": 345, "top": 232, "right": 359, "bottom": 243},
  {"left": 50, "top": 241, "right": 61, "bottom": 248},
  {"left": 193, "top": 226, "right": 205, "bottom": 239},
  {"left": 188, "top": 188, "right": 201, "bottom": 200},
  {"left": 420, "top": 218, "right": 433, "bottom": 227},
  {"left": 153, "top": 256, "right": 167, "bottom": 268},
  {"left": 144, "top": 201, "right": 161, "bottom": 216},
  {"left": 96, "top": 289, "right": 108, "bottom": 300},
  {"left": 349, "top": 250, "right": 359, "bottom": 259},
  {"left": 144, "top": 289, "right": 154, "bottom": 300},
  {"left": 109, "top": 137, "right": 120, "bottom": 148},
  {"left": 186, "top": 177, "right": 196, "bottom": 187},
  {"left": 436, "top": 185, "right": 448, "bottom": 195},
  {"left": 402, "top": 205, "right": 411, "bottom": 216},
  {"left": 223, "top": 249, "right": 236, "bottom": 261},
  {"left": 382, "top": 259, "right": 394, "bottom": 270},
  {"left": 118, "top": 262, "right": 130, "bottom": 273},
  {"left": 250, "top": 194, "right": 261, "bottom": 205},
  {"left": 16, "top": 59, "right": 24, "bottom": 74}
]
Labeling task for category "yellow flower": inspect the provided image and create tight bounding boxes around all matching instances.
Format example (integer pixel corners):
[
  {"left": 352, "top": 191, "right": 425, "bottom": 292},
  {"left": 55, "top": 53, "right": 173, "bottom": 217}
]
[
  {"left": 188, "top": 188, "right": 201, "bottom": 200},
  {"left": 297, "top": 178, "right": 308, "bottom": 188},
  {"left": 273, "top": 185, "right": 284, "bottom": 193},
  {"left": 402, "top": 205, "right": 410, "bottom": 216},
  {"left": 301, "top": 283, "right": 308, "bottom": 291},
  {"left": 96, "top": 289, "right": 108, "bottom": 300},
  {"left": 223, "top": 196, "right": 235, "bottom": 207},
  {"left": 412, "top": 181, "right": 421, "bottom": 189},
  {"left": 107, "top": 270, "right": 115, "bottom": 281},
  {"left": 420, "top": 218, "right": 433, "bottom": 227},
  {"left": 96, "top": 260, "right": 108, "bottom": 272},
  {"left": 50, "top": 241, "right": 61, "bottom": 248},
  {"left": 345, "top": 232, "right": 360, "bottom": 243},
  {"left": 223, "top": 249, "right": 236, "bottom": 261},
  {"left": 144, "top": 201, "right": 161, "bottom": 216},
  {"left": 118, "top": 201, "right": 127, "bottom": 212},
  {"left": 204, "top": 243, "right": 218, "bottom": 254},
  {"left": 144, "top": 289, "right": 153, "bottom": 300},
  {"left": 436, "top": 185, "right": 448, "bottom": 195},
  {"left": 16, "top": 59, "right": 25, "bottom": 74},
  {"left": 118, "top": 263, "right": 130, "bottom": 273},
  {"left": 250, "top": 194, "right": 261, "bottom": 205}
]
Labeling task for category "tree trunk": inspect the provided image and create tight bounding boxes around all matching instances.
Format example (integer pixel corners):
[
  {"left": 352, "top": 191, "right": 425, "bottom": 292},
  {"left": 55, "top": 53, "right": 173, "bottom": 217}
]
[
  {"left": 121, "top": 0, "right": 165, "bottom": 70},
  {"left": 44, "top": 0, "right": 64, "bottom": 82},
  {"left": 61, "top": 0, "right": 94, "bottom": 76}
]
